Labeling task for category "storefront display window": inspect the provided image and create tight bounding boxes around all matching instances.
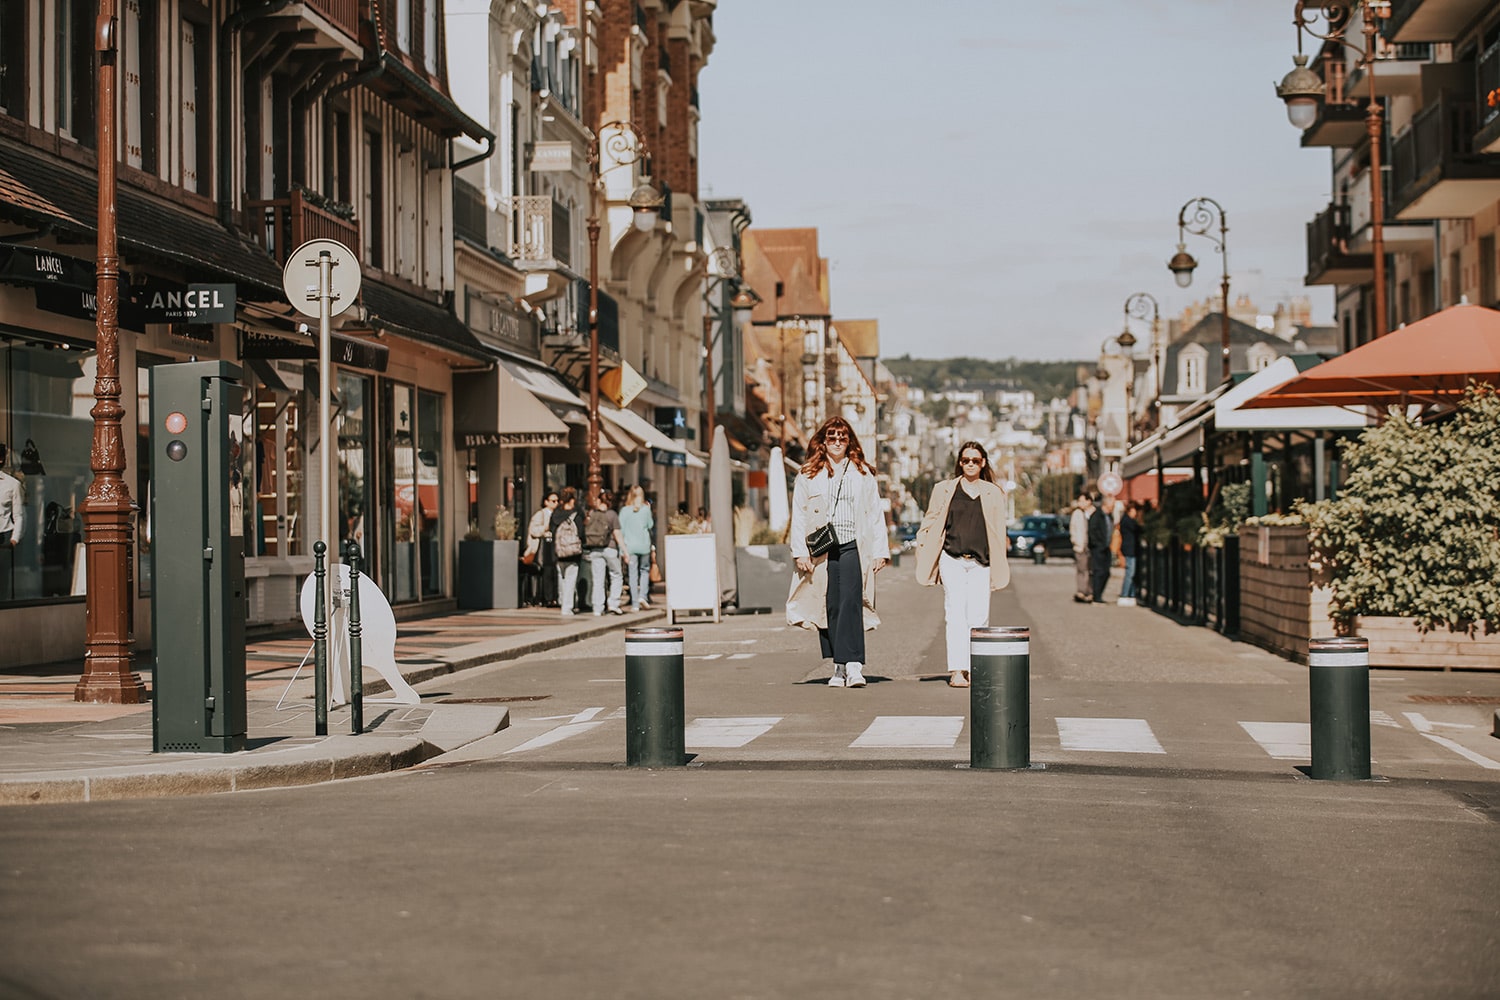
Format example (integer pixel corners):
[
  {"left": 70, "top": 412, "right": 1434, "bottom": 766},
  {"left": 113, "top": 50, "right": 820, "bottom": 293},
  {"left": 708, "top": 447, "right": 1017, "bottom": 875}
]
[
  {"left": 252, "top": 382, "right": 305, "bottom": 556},
  {"left": 381, "top": 381, "right": 443, "bottom": 603},
  {"left": 0, "top": 337, "right": 95, "bottom": 604},
  {"left": 338, "top": 372, "right": 371, "bottom": 561}
]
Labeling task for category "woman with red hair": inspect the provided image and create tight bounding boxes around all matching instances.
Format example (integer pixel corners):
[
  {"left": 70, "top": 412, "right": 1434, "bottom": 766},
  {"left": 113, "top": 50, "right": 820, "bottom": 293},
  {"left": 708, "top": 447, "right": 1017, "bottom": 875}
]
[{"left": 787, "top": 417, "right": 890, "bottom": 688}]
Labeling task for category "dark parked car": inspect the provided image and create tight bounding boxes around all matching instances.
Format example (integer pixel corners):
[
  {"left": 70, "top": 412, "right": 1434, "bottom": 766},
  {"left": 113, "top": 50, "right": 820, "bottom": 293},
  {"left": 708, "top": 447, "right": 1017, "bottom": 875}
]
[{"left": 1006, "top": 514, "right": 1072, "bottom": 564}]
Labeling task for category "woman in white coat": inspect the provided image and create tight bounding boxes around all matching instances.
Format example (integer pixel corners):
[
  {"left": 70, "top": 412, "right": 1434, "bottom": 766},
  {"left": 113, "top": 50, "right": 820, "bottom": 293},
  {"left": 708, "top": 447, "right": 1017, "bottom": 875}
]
[
  {"left": 913, "top": 441, "right": 1011, "bottom": 687},
  {"left": 788, "top": 417, "right": 890, "bottom": 688}
]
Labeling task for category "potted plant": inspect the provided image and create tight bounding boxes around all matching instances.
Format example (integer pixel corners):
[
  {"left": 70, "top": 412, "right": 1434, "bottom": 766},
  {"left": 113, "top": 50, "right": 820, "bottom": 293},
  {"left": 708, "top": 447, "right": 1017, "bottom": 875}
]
[{"left": 458, "top": 506, "right": 521, "bottom": 610}]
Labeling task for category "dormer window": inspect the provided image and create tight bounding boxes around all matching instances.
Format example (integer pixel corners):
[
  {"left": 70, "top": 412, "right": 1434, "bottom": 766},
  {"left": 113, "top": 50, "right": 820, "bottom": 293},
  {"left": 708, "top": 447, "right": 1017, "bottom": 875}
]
[
  {"left": 1179, "top": 344, "right": 1207, "bottom": 395},
  {"left": 1247, "top": 342, "right": 1277, "bottom": 372}
]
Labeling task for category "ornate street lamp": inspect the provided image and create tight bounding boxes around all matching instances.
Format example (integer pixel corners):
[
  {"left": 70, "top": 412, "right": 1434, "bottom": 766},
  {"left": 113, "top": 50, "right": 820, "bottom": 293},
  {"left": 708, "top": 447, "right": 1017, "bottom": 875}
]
[
  {"left": 1123, "top": 291, "right": 1161, "bottom": 431},
  {"left": 1167, "top": 196, "right": 1232, "bottom": 383},
  {"left": 76, "top": 2, "right": 147, "bottom": 702},
  {"left": 700, "top": 246, "right": 759, "bottom": 448},
  {"left": 1276, "top": 1, "right": 1389, "bottom": 339},
  {"left": 585, "top": 121, "right": 663, "bottom": 504}
]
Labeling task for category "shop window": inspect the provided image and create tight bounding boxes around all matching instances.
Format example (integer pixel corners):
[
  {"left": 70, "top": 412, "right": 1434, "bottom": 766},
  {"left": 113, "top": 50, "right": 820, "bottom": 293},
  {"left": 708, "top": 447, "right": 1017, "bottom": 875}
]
[
  {"left": 253, "top": 382, "right": 304, "bottom": 557},
  {"left": 0, "top": 0, "right": 29, "bottom": 119},
  {"left": 337, "top": 372, "right": 371, "bottom": 562},
  {"left": 0, "top": 339, "right": 96, "bottom": 604},
  {"left": 382, "top": 382, "right": 443, "bottom": 602},
  {"left": 124, "top": 0, "right": 159, "bottom": 173},
  {"left": 56, "top": 0, "right": 95, "bottom": 146}
]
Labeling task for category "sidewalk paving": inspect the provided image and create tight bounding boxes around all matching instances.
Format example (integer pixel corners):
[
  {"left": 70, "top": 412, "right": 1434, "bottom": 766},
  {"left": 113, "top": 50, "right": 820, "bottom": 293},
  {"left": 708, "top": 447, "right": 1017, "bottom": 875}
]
[{"left": 0, "top": 605, "right": 663, "bottom": 805}]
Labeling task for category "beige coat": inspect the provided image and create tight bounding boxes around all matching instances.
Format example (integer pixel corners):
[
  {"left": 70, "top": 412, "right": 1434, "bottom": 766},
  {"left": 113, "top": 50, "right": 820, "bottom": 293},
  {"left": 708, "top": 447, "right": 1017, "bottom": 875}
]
[
  {"left": 913, "top": 478, "right": 1011, "bottom": 592},
  {"left": 786, "top": 462, "right": 889, "bottom": 632}
]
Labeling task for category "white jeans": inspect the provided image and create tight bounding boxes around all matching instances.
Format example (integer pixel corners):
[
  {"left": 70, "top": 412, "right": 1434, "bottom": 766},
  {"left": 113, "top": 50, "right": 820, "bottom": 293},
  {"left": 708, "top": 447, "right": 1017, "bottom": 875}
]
[
  {"left": 588, "top": 546, "right": 624, "bottom": 613},
  {"left": 940, "top": 550, "right": 991, "bottom": 672}
]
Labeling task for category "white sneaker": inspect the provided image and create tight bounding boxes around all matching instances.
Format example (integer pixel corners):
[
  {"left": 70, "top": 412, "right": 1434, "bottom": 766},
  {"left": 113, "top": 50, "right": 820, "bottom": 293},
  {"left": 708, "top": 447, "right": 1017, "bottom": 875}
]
[
  {"left": 1117, "top": 597, "right": 1137, "bottom": 607},
  {"left": 845, "top": 662, "right": 867, "bottom": 688},
  {"left": 828, "top": 665, "right": 846, "bottom": 687}
]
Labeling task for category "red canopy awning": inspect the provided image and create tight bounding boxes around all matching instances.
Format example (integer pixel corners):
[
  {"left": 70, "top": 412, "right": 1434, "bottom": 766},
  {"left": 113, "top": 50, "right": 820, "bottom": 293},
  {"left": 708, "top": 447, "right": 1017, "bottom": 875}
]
[{"left": 1242, "top": 304, "right": 1500, "bottom": 411}]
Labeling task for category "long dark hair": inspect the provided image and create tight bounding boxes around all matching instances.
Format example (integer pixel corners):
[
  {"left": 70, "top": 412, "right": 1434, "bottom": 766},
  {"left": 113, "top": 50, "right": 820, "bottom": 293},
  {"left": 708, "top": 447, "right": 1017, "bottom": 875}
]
[
  {"left": 800, "top": 416, "right": 872, "bottom": 478},
  {"left": 951, "top": 440, "right": 996, "bottom": 484}
]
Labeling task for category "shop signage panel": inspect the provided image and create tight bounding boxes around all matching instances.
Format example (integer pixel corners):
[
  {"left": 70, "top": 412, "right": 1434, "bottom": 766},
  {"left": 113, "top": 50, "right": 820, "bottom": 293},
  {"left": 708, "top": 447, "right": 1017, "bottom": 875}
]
[
  {"left": 652, "top": 447, "right": 687, "bottom": 468},
  {"left": 457, "top": 430, "right": 568, "bottom": 448},
  {"left": 0, "top": 243, "right": 95, "bottom": 289},
  {"left": 239, "top": 329, "right": 390, "bottom": 373},
  {"left": 136, "top": 282, "right": 237, "bottom": 324}
]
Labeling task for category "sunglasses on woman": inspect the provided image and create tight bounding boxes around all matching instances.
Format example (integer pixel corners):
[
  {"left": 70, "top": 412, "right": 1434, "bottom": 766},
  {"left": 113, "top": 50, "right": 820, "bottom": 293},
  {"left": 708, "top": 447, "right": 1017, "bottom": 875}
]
[
  {"left": 960, "top": 456, "right": 983, "bottom": 466},
  {"left": 825, "top": 430, "right": 849, "bottom": 441}
]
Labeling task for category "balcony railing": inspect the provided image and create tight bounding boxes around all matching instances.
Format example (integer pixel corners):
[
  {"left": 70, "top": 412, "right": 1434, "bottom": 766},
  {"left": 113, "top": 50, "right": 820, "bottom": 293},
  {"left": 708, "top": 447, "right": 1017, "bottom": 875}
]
[
  {"left": 1390, "top": 90, "right": 1480, "bottom": 216},
  {"left": 305, "top": 0, "right": 360, "bottom": 39},
  {"left": 505, "top": 196, "right": 553, "bottom": 265},
  {"left": 244, "top": 188, "right": 360, "bottom": 266},
  {"left": 1305, "top": 202, "right": 1373, "bottom": 284},
  {"left": 454, "top": 179, "right": 487, "bottom": 246},
  {"left": 1478, "top": 38, "right": 1500, "bottom": 147}
]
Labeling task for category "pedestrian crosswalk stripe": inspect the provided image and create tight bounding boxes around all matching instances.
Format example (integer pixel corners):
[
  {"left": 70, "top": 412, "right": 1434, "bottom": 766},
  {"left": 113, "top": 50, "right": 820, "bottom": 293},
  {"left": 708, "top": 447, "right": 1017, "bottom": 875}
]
[
  {"left": 1056, "top": 718, "right": 1165, "bottom": 754},
  {"left": 728, "top": 652, "right": 755, "bottom": 660},
  {"left": 851, "top": 716, "right": 964, "bottom": 748},
  {"left": 1239, "top": 722, "right": 1311, "bottom": 760},
  {"left": 685, "top": 717, "right": 782, "bottom": 748},
  {"left": 506, "top": 721, "right": 604, "bottom": 753},
  {"left": 1370, "top": 710, "right": 1401, "bottom": 728}
]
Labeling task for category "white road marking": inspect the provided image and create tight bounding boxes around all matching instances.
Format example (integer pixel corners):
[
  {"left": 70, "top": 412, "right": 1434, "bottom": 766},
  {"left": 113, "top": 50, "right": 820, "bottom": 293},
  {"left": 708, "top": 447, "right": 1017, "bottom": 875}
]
[
  {"left": 851, "top": 716, "right": 964, "bottom": 748},
  {"left": 571, "top": 707, "right": 606, "bottom": 722},
  {"left": 728, "top": 652, "right": 755, "bottom": 660},
  {"left": 1240, "top": 721, "right": 1311, "bottom": 760},
  {"left": 1403, "top": 712, "right": 1500, "bottom": 770},
  {"left": 684, "top": 716, "right": 782, "bottom": 748},
  {"left": 693, "top": 653, "right": 724, "bottom": 661},
  {"left": 505, "top": 721, "right": 603, "bottom": 753},
  {"left": 1055, "top": 718, "right": 1165, "bottom": 754},
  {"left": 1370, "top": 710, "right": 1401, "bottom": 729}
]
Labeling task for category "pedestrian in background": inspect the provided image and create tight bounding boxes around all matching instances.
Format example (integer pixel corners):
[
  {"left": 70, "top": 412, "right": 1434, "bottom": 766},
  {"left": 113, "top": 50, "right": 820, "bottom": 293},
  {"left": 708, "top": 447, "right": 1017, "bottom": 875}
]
[
  {"left": 787, "top": 417, "right": 890, "bottom": 688},
  {"left": 551, "top": 488, "right": 584, "bottom": 615},
  {"left": 1087, "top": 492, "right": 1112, "bottom": 603},
  {"left": 618, "top": 485, "right": 655, "bottom": 610},
  {"left": 914, "top": 440, "right": 1011, "bottom": 688},
  {"left": 1117, "top": 500, "right": 1142, "bottom": 606},
  {"left": 524, "top": 491, "right": 560, "bottom": 607},
  {"left": 1070, "top": 492, "right": 1093, "bottom": 603},
  {"left": 584, "top": 490, "right": 626, "bottom": 616}
]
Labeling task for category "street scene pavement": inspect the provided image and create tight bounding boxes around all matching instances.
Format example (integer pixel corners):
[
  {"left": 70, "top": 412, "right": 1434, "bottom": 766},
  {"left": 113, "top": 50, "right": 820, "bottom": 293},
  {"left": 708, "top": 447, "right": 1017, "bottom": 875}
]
[{"left": 2, "top": 561, "right": 1498, "bottom": 998}]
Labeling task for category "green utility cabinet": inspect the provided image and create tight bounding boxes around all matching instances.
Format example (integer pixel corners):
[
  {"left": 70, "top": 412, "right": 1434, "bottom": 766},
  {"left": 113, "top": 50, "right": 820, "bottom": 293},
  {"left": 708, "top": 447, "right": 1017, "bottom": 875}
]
[{"left": 150, "top": 362, "right": 247, "bottom": 752}]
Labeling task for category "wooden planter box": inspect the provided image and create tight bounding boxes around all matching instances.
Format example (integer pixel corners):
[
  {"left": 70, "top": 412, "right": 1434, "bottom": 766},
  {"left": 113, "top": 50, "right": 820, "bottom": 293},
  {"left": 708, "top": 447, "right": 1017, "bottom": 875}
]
[{"left": 1238, "top": 525, "right": 1500, "bottom": 670}]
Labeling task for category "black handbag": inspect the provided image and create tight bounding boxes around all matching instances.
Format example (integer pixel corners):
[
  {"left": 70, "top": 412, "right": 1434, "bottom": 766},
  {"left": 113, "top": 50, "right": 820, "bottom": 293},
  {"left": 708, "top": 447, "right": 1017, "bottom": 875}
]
[
  {"left": 18, "top": 439, "right": 43, "bottom": 476},
  {"left": 804, "top": 465, "right": 846, "bottom": 559}
]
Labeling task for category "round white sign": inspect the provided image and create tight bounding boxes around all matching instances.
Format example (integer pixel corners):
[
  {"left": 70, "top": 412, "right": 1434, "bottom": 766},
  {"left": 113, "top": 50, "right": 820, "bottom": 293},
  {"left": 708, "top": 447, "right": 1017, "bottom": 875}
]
[
  {"left": 1098, "top": 471, "right": 1123, "bottom": 496},
  {"left": 281, "top": 239, "right": 362, "bottom": 318}
]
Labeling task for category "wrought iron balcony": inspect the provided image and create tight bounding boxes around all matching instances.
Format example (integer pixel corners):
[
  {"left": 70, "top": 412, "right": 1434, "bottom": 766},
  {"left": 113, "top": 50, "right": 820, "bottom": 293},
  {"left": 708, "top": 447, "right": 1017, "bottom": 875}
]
[
  {"left": 305, "top": 0, "right": 360, "bottom": 40},
  {"left": 506, "top": 196, "right": 554, "bottom": 266},
  {"left": 244, "top": 188, "right": 361, "bottom": 265},
  {"left": 1385, "top": 0, "right": 1492, "bottom": 44},
  {"left": 1305, "top": 202, "right": 1373, "bottom": 286},
  {"left": 1390, "top": 91, "right": 1500, "bottom": 219}
]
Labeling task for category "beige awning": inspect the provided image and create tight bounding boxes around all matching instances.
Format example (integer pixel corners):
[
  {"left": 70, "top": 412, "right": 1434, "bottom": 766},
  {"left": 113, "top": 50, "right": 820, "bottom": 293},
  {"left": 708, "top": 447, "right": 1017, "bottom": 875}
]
[{"left": 453, "top": 363, "right": 569, "bottom": 449}]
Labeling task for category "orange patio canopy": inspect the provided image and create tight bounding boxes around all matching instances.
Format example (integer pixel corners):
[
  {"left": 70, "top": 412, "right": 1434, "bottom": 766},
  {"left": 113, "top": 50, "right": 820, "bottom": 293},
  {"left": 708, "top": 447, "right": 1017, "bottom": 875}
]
[{"left": 1241, "top": 304, "right": 1500, "bottom": 411}]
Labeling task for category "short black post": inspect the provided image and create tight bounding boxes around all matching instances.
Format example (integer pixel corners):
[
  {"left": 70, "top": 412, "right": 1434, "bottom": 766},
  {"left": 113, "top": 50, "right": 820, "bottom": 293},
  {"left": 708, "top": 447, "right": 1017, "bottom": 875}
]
[
  {"left": 970, "top": 626, "right": 1030, "bottom": 770},
  {"left": 625, "top": 627, "right": 685, "bottom": 767},
  {"left": 313, "top": 541, "right": 328, "bottom": 737},
  {"left": 346, "top": 542, "right": 364, "bottom": 735},
  {"left": 1309, "top": 636, "right": 1370, "bottom": 780}
]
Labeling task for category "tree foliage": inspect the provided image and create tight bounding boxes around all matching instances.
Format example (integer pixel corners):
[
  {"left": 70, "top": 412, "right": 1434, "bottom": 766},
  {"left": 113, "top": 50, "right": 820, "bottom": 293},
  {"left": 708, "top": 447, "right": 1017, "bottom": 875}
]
[
  {"left": 886, "top": 355, "right": 1082, "bottom": 403},
  {"left": 1298, "top": 387, "right": 1500, "bottom": 635}
]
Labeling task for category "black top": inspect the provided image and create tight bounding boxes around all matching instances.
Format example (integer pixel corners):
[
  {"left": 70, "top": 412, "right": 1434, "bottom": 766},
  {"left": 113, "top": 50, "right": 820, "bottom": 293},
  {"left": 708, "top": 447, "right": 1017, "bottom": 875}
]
[
  {"left": 1118, "top": 514, "right": 1141, "bottom": 558},
  {"left": 1087, "top": 507, "right": 1111, "bottom": 554},
  {"left": 942, "top": 487, "right": 989, "bottom": 565}
]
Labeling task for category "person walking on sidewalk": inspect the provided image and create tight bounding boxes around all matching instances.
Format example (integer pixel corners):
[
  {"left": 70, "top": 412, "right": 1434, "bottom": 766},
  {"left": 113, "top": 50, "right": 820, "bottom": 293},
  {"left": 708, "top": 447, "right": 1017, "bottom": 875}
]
[
  {"left": 524, "top": 491, "right": 560, "bottom": 607},
  {"left": 618, "top": 485, "right": 655, "bottom": 610},
  {"left": 1117, "top": 500, "right": 1142, "bottom": 606},
  {"left": 1087, "top": 492, "right": 1112, "bottom": 603},
  {"left": 551, "top": 488, "right": 585, "bottom": 615},
  {"left": 914, "top": 441, "right": 1011, "bottom": 688},
  {"left": 584, "top": 491, "right": 627, "bottom": 616},
  {"left": 788, "top": 416, "right": 889, "bottom": 688},
  {"left": 1070, "top": 492, "right": 1093, "bottom": 603}
]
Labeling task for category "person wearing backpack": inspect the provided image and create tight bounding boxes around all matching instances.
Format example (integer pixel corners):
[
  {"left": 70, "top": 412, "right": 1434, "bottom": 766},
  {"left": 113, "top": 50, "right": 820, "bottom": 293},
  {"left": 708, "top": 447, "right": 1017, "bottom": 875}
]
[
  {"left": 550, "top": 487, "right": 585, "bottom": 615},
  {"left": 584, "top": 490, "right": 627, "bottom": 615}
]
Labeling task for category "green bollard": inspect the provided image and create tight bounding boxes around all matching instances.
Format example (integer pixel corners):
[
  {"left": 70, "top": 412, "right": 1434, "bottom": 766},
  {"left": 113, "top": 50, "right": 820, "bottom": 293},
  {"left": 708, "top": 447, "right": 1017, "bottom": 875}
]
[
  {"left": 346, "top": 542, "right": 364, "bottom": 736},
  {"left": 625, "top": 627, "right": 686, "bottom": 767},
  {"left": 1309, "top": 636, "right": 1371, "bottom": 780},
  {"left": 970, "top": 626, "right": 1031, "bottom": 770}
]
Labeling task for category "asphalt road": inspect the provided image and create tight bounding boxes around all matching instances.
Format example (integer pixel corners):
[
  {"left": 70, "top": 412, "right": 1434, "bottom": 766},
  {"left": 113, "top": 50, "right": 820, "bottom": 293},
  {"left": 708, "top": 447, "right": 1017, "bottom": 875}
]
[{"left": 2, "top": 561, "right": 1498, "bottom": 999}]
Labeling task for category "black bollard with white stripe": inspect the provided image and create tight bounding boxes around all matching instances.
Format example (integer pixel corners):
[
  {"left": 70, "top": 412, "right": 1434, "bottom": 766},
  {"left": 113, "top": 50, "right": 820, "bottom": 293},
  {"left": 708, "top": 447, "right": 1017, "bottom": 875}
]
[
  {"left": 1308, "top": 636, "right": 1371, "bottom": 780},
  {"left": 625, "top": 627, "right": 686, "bottom": 767},
  {"left": 969, "top": 626, "right": 1031, "bottom": 770}
]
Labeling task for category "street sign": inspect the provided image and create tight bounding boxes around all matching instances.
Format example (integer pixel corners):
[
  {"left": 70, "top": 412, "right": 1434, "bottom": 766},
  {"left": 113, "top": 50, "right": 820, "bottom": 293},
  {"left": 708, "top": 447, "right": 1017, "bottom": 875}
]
[
  {"left": 1098, "top": 470, "right": 1123, "bottom": 496},
  {"left": 281, "top": 239, "right": 360, "bottom": 318}
]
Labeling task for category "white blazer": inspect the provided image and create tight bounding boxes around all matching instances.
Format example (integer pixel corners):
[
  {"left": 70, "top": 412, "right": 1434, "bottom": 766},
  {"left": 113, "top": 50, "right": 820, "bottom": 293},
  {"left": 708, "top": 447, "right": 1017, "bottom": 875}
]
[{"left": 786, "top": 461, "right": 889, "bottom": 631}]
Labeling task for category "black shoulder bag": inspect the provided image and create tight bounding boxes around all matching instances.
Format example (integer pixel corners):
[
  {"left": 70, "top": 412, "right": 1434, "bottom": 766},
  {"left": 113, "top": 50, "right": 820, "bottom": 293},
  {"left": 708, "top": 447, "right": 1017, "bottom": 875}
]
[{"left": 804, "top": 464, "right": 847, "bottom": 559}]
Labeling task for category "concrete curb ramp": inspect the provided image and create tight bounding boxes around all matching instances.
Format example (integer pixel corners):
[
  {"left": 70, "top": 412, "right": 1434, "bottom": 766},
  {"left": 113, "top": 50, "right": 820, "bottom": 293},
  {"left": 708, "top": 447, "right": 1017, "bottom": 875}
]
[{"left": 0, "top": 705, "right": 508, "bottom": 807}]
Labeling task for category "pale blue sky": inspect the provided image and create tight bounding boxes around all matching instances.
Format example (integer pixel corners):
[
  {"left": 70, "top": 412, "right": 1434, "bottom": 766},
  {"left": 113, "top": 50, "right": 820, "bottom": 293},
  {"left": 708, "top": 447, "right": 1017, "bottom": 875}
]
[{"left": 696, "top": 1, "right": 1337, "bottom": 361}]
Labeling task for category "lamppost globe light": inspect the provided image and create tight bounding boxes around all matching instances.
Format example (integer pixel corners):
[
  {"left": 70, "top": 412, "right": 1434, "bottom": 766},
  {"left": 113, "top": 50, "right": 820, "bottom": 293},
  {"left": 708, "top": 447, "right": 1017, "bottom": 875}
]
[
  {"left": 1167, "top": 245, "right": 1197, "bottom": 288},
  {"left": 629, "top": 182, "right": 663, "bottom": 232},
  {"left": 1276, "top": 53, "right": 1326, "bottom": 131},
  {"left": 1116, "top": 328, "right": 1138, "bottom": 351}
]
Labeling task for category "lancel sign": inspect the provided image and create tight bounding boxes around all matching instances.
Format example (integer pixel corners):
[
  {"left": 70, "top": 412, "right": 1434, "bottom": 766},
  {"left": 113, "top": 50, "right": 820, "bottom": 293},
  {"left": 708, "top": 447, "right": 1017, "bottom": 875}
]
[{"left": 139, "top": 283, "right": 237, "bottom": 324}]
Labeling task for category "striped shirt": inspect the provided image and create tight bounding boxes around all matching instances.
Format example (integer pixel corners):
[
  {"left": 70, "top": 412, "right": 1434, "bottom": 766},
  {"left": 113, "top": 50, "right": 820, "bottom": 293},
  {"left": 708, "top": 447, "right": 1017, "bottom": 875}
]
[{"left": 829, "top": 460, "right": 859, "bottom": 544}]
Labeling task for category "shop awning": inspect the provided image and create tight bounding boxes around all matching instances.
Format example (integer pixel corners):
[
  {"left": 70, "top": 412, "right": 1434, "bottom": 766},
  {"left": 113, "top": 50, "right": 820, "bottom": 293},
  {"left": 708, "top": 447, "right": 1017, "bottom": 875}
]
[
  {"left": 1121, "top": 384, "right": 1229, "bottom": 479},
  {"left": 1214, "top": 357, "right": 1370, "bottom": 431},
  {"left": 1241, "top": 303, "right": 1500, "bottom": 413},
  {"left": 603, "top": 404, "right": 706, "bottom": 469},
  {"left": 453, "top": 364, "right": 570, "bottom": 449}
]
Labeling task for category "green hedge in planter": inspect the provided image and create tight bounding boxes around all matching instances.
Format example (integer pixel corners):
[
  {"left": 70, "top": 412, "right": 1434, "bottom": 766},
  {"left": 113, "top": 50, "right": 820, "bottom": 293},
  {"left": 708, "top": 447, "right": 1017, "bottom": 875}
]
[{"left": 1298, "top": 386, "right": 1500, "bottom": 637}]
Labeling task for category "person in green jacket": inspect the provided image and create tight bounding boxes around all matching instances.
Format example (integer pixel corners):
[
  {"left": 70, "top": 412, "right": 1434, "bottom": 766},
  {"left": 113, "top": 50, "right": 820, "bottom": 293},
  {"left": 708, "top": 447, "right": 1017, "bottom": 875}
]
[{"left": 617, "top": 485, "right": 656, "bottom": 610}]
